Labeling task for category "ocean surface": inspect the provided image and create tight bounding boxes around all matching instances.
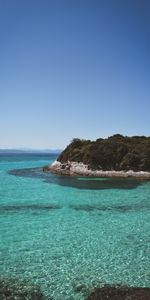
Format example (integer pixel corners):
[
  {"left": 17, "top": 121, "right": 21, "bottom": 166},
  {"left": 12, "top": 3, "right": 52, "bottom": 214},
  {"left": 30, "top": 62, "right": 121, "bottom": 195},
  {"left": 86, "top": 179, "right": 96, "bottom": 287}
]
[{"left": 0, "top": 153, "right": 150, "bottom": 299}]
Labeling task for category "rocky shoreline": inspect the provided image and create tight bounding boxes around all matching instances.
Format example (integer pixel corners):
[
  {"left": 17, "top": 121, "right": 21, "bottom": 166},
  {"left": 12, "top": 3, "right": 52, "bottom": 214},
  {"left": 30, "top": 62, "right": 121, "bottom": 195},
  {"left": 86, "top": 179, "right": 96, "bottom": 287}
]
[{"left": 43, "top": 161, "right": 150, "bottom": 179}]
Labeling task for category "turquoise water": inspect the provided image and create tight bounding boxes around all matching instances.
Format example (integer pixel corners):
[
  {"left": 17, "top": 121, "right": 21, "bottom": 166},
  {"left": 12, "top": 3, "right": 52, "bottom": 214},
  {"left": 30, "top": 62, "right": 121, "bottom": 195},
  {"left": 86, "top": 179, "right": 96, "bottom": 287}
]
[{"left": 0, "top": 154, "right": 150, "bottom": 299}]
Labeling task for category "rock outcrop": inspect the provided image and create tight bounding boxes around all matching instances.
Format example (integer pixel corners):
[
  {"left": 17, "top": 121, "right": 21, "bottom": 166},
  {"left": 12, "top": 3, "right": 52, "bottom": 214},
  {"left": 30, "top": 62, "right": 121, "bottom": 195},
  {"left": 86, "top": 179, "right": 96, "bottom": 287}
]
[{"left": 43, "top": 134, "right": 150, "bottom": 178}]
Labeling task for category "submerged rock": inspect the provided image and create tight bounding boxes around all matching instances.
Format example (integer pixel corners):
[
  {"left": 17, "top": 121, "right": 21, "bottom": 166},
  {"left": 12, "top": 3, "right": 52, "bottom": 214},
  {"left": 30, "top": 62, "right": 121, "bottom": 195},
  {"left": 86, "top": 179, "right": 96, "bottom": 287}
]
[
  {"left": 0, "top": 278, "right": 46, "bottom": 300},
  {"left": 87, "top": 285, "right": 150, "bottom": 300}
]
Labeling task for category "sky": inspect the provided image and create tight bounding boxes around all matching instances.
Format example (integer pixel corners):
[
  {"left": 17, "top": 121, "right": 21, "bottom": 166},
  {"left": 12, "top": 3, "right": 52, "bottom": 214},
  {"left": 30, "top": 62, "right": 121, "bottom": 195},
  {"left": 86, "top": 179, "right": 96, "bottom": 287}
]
[{"left": 0, "top": 0, "right": 150, "bottom": 149}]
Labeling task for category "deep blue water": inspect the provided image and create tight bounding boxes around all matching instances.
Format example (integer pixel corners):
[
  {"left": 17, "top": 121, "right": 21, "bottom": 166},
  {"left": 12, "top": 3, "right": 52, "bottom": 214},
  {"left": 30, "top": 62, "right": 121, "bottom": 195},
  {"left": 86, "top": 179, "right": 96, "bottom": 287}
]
[{"left": 0, "top": 153, "right": 150, "bottom": 299}]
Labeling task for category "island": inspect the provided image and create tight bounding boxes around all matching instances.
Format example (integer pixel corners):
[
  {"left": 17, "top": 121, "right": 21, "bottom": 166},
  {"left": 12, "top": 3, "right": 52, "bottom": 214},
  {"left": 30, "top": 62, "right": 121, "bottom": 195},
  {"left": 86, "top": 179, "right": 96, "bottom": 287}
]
[{"left": 43, "top": 134, "right": 150, "bottom": 178}]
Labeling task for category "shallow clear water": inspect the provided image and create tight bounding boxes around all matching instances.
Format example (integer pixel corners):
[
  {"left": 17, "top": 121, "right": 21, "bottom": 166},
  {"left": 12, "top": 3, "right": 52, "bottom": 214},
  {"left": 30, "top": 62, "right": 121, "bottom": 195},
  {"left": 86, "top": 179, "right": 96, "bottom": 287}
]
[{"left": 0, "top": 154, "right": 150, "bottom": 299}]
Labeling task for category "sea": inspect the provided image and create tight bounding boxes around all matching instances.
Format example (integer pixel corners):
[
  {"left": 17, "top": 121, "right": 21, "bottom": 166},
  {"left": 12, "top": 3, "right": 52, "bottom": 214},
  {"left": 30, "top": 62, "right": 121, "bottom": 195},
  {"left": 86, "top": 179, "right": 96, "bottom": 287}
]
[{"left": 0, "top": 153, "right": 150, "bottom": 299}]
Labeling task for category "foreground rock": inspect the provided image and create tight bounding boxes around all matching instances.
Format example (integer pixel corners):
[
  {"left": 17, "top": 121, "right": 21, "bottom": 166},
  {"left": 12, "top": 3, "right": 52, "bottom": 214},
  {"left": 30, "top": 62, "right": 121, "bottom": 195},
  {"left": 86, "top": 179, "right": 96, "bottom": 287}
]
[
  {"left": 87, "top": 285, "right": 150, "bottom": 300},
  {"left": 0, "top": 278, "right": 46, "bottom": 300},
  {"left": 43, "top": 161, "right": 150, "bottom": 178}
]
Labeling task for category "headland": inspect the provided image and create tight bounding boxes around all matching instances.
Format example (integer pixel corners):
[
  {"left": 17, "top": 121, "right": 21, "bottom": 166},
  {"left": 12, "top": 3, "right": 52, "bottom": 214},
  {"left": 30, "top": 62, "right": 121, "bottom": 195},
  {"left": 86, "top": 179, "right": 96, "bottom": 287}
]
[{"left": 43, "top": 134, "right": 150, "bottom": 179}]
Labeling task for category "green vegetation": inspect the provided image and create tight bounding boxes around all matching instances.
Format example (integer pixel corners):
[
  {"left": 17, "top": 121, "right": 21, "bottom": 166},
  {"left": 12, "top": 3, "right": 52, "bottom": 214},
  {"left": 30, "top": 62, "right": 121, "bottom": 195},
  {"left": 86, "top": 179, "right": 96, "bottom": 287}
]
[{"left": 58, "top": 134, "right": 150, "bottom": 171}]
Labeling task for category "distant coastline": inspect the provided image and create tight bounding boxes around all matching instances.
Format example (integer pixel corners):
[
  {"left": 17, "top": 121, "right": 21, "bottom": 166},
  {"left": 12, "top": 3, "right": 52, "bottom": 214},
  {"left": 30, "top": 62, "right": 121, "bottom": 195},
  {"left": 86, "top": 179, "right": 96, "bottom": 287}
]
[{"left": 0, "top": 149, "right": 61, "bottom": 155}]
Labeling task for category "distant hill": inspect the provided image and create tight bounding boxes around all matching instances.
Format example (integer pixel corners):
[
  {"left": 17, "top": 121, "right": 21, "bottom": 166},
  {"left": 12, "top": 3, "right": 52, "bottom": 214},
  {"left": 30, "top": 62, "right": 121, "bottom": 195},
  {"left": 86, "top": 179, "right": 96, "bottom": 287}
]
[{"left": 57, "top": 134, "right": 150, "bottom": 171}]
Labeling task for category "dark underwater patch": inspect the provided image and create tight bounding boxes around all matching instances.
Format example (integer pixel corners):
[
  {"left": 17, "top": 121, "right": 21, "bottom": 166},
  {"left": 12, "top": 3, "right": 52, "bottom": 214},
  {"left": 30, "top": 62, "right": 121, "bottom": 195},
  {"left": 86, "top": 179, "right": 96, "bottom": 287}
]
[
  {"left": 87, "top": 284, "right": 150, "bottom": 300},
  {"left": 71, "top": 203, "right": 150, "bottom": 213},
  {"left": 9, "top": 167, "right": 46, "bottom": 179},
  {"left": 8, "top": 168, "right": 148, "bottom": 190},
  {"left": 0, "top": 204, "right": 61, "bottom": 214},
  {"left": 0, "top": 277, "right": 48, "bottom": 300}
]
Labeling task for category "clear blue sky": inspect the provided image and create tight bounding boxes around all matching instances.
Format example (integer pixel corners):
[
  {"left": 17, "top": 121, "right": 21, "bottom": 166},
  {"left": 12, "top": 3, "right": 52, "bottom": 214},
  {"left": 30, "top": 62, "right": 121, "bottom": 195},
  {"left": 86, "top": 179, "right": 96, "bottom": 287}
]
[{"left": 0, "top": 0, "right": 150, "bottom": 149}]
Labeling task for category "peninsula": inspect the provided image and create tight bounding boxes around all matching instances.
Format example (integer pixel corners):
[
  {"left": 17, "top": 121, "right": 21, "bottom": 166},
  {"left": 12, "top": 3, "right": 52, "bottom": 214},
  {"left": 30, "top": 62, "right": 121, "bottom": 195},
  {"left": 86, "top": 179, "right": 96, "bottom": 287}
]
[{"left": 43, "top": 134, "right": 150, "bottom": 178}]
